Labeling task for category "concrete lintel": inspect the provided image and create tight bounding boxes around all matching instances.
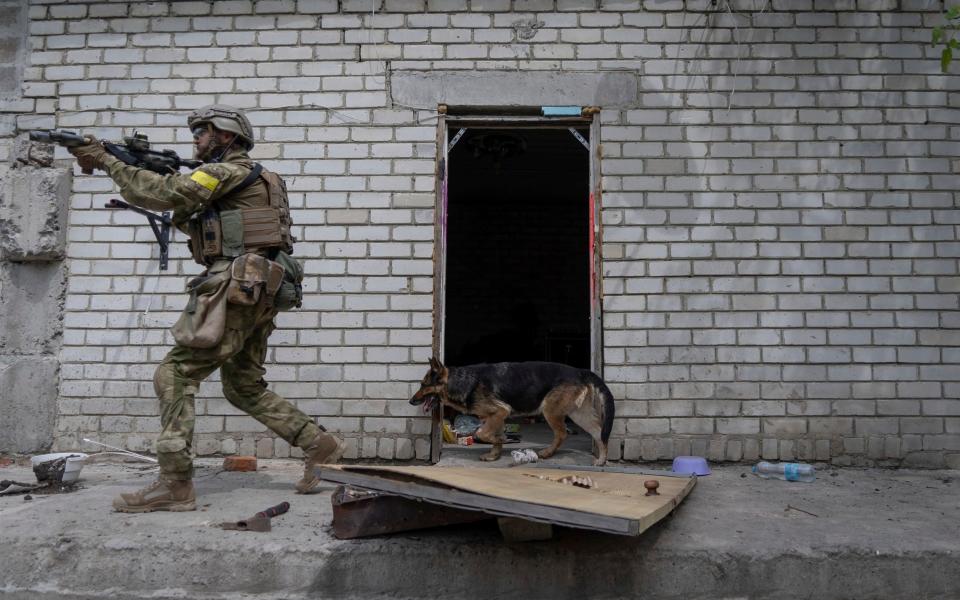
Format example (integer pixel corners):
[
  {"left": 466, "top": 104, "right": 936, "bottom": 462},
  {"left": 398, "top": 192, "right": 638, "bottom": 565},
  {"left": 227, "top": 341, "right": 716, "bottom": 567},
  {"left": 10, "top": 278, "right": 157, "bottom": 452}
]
[{"left": 390, "top": 70, "right": 639, "bottom": 109}]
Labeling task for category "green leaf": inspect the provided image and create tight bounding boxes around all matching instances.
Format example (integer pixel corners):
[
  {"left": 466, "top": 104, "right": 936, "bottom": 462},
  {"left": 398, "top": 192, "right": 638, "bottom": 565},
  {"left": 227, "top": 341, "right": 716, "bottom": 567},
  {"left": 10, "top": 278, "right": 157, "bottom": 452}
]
[
  {"left": 947, "top": 5, "right": 960, "bottom": 18},
  {"left": 951, "top": 38, "right": 960, "bottom": 49},
  {"left": 942, "top": 47, "right": 954, "bottom": 73},
  {"left": 934, "top": 27, "right": 944, "bottom": 45}
]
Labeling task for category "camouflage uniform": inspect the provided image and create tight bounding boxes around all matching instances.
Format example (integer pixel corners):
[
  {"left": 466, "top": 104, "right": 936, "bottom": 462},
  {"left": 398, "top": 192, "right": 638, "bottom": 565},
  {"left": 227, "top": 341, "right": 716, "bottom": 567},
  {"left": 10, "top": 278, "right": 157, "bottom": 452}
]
[
  {"left": 101, "top": 149, "right": 325, "bottom": 481},
  {"left": 70, "top": 109, "right": 343, "bottom": 512}
]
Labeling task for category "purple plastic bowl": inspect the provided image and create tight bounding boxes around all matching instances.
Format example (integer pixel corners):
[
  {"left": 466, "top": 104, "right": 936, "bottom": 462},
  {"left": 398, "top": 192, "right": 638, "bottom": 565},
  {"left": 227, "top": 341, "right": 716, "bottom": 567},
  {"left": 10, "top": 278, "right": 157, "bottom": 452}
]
[{"left": 672, "top": 455, "right": 711, "bottom": 476}]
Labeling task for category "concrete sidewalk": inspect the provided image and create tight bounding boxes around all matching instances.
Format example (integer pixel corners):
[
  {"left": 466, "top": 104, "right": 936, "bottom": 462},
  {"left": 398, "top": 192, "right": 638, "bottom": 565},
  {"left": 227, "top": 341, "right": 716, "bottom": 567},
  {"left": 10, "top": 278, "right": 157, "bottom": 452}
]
[{"left": 1, "top": 450, "right": 958, "bottom": 600}]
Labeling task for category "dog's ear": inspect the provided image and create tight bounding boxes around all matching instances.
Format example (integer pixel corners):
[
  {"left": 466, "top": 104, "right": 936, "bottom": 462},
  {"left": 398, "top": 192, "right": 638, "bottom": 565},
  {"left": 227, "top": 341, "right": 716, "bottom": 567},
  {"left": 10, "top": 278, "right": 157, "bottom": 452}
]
[
  {"left": 435, "top": 358, "right": 448, "bottom": 381},
  {"left": 429, "top": 356, "right": 441, "bottom": 371}
]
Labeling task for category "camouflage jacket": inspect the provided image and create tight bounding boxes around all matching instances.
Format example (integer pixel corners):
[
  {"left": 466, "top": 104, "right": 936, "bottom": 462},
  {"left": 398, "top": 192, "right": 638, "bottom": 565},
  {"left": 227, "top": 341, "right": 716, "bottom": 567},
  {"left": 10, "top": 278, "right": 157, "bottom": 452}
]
[{"left": 103, "top": 148, "right": 269, "bottom": 232}]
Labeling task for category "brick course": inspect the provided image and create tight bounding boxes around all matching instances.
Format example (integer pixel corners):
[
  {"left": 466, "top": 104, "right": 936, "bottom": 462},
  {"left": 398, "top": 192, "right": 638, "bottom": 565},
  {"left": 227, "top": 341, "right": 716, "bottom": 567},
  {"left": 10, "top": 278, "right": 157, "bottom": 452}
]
[{"left": 4, "top": 0, "right": 957, "bottom": 466}]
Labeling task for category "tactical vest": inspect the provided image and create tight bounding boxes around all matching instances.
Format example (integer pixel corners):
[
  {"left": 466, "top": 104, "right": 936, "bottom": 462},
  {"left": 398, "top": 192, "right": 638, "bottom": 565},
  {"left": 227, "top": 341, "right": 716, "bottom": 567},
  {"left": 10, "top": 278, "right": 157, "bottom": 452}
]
[{"left": 187, "top": 164, "right": 295, "bottom": 266}]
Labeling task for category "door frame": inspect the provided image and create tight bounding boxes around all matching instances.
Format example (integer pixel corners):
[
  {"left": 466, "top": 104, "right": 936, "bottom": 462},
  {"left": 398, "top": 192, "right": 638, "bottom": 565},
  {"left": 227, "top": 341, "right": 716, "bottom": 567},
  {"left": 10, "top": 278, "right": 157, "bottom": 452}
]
[{"left": 429, "top": 108, "right": 603, "bottom": 462}]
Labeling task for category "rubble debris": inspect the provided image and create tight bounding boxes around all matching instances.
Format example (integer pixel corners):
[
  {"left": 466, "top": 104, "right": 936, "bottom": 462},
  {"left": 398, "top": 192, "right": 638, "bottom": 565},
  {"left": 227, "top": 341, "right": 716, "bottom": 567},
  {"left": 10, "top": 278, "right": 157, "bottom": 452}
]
[
  {"left": 32, "top": 456, "right": 68, "bottom": 483},
  {"left": 523, "top": 472, "right": 596, "bottom": 489},
  {"left": 223, "top": 456, "right": 258, "bottom": 472},
  {"left": 1, "top": 480, "right": 43, "bottom": 496},
  {"left": 219, "top": 502, "right": 289, "bottom": 532},
  {"left": 558, "top": 475, "right": 595, "bottom": 489}
]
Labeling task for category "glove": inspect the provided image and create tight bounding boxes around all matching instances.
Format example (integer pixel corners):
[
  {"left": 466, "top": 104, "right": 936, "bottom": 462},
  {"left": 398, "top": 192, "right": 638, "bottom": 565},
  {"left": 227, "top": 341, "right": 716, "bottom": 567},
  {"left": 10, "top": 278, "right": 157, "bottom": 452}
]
[{"left": 68, "top": 135, "right": 111, "bottom": 173}]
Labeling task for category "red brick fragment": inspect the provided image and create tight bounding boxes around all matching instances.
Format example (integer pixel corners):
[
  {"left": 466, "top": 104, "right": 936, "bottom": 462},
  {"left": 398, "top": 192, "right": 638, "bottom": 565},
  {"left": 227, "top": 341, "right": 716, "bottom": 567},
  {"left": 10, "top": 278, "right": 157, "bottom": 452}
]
[{"left": 223, "top": 455, "right": 257, "bottom": 472}]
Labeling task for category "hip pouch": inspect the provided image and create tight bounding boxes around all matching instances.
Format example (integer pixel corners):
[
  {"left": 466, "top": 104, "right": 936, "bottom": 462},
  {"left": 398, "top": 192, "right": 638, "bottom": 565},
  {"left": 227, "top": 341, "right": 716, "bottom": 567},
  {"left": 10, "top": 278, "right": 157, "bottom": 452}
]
[
  {"left": 272, "top": 251, "right": 304, "bottom": 312},
  {"left": 226, "top": 253, "right": 283, "bottom": 306},
  {"left": 171, "top": 266, "right": 231, "bottom": 349}
]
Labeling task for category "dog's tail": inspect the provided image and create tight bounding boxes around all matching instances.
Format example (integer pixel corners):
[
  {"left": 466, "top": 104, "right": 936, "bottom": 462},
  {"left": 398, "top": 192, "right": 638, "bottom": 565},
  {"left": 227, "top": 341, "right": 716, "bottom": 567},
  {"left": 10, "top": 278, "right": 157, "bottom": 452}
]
[{"left": 586, "top": 372, "right": 616, "bottom": 443}]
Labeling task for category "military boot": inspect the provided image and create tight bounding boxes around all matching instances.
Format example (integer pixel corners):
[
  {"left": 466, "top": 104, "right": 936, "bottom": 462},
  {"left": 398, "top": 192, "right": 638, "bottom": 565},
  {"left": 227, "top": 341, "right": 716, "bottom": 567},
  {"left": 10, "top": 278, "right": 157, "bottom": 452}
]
[
  {"left": 295, "top": 432, "right": 346, "bottom": 494},
  {"left": 112, "top": 477, "right": 196, "bottom": 513}
]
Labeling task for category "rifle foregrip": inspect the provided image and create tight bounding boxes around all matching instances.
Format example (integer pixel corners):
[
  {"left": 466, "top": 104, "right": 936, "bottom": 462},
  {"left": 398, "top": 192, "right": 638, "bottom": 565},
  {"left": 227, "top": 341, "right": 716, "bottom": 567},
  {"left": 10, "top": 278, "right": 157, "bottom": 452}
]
[{"left": 255, "top": 502, "right": 290, "bottom": 519}]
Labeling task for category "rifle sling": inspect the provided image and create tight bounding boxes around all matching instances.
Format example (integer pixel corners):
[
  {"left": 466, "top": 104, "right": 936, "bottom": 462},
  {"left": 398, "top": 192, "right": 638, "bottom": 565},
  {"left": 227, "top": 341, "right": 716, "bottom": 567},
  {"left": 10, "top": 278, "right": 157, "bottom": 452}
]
[{"left": 228, "top": 163, "right": 263, "bottom": 197}]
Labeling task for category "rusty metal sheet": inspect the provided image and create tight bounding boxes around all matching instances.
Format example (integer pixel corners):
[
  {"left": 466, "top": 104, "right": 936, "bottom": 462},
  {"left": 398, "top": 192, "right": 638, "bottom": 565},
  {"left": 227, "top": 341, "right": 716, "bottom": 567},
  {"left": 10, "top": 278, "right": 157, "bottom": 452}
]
[{"left": 330, "top": 485, "right": 489, "bottom": 539}]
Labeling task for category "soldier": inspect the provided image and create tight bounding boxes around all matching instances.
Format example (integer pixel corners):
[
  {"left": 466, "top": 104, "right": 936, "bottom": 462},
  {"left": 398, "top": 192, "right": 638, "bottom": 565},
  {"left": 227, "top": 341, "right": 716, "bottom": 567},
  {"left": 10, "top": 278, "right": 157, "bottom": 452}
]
[{"left": 68, "top": 105, "right": 344, "bottom": 512}]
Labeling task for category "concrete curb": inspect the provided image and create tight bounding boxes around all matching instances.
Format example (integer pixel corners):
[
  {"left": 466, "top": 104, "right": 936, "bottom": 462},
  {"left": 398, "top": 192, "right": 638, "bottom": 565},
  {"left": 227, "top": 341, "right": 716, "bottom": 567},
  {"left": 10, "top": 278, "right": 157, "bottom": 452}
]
[{"left": 2, "top": 459, "right": 958, "bottom": 599}]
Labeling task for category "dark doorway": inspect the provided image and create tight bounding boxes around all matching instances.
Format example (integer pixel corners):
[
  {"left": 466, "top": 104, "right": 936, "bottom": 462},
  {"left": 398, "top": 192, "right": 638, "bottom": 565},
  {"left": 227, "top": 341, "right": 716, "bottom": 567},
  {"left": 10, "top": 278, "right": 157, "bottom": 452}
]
[{"left": 444, "top": 126, "right": 591, "bottom": 370}]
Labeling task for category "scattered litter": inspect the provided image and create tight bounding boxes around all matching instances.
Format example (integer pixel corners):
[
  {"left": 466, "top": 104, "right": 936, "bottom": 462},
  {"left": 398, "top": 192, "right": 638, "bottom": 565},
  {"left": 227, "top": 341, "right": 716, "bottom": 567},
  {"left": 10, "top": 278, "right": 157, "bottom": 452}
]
[
  {"left": 0, "top": 480, "right": 43, "bottom": 496},
  {"left": 0, "top": 457, "right": 13, "bottom": 468},
  {"left": 1, "top": 476, "right": 78, "bottom": 496},
  {"left": 672, "top": 456, "right": 711, "bottom": 476},
  {"left": 82, "top": 438, "right": 158, "bottom": 463},
  {"left": 785, "top": 504, "right": 819, "bottom": 518},
  {"left": 558, "top": 475, "right": 595, "bottom": 489},
  {"left": 511, "top": 449, "right": 539, "bottom": 465},
  {"left": 219, "top": 502, "right": 290, "bottom": 533},
  {"left": 753, "top": 461, "right": 815, "bottom": 483},
  {"left": 523, "top": 473, "right": 596, "bottom": 489},
  {"left": 441, "top": 420, "right": 457, "bottom": 443},
  {"left": 31, "top": 453, "right": 87, "bottom": 484},
  {"left": 32, "top": 457, "right": 67, "bottom": 483},
  {"left": 453, "top": 414, "right": 481, "bottom": 436}
]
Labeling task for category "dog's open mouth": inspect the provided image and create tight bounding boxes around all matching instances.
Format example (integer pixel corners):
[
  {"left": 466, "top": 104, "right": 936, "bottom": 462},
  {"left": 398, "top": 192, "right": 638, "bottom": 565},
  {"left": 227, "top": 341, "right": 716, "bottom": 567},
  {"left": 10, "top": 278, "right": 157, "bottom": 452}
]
[{"left": 421, "top": 396, "right": 435, "bottom": 413}]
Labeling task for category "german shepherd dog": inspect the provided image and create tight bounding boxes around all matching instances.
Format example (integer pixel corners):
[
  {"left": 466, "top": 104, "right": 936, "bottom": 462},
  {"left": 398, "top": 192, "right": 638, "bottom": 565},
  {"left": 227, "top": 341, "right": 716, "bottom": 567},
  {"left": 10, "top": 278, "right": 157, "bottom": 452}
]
[{"left": 410, "top": 358, "right": 615, "bottom": 465}]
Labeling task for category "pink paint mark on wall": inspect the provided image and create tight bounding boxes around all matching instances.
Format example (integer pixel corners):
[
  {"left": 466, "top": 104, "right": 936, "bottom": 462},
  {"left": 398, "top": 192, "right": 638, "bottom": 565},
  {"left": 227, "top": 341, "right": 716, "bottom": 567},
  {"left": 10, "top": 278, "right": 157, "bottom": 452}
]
[
  {"left": 589, "top": 192, "right": 596, "bottom": 307},
  {"left": 442, "top": 175, "right": 448, "bottom": 249}
]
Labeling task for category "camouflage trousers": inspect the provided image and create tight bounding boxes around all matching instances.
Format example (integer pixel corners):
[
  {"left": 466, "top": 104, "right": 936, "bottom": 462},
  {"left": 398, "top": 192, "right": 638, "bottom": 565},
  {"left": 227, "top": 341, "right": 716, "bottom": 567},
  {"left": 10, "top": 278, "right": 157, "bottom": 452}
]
[{"left": 153, "top": 299, "right": 321, "bottom": 480}]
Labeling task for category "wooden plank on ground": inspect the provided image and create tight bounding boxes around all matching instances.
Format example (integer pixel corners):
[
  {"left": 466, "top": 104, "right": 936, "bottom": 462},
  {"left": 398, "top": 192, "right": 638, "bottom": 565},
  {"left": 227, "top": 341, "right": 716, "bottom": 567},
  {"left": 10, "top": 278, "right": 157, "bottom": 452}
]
[{"left": 318, "top": 465, "right": 696, "bottom": 537}]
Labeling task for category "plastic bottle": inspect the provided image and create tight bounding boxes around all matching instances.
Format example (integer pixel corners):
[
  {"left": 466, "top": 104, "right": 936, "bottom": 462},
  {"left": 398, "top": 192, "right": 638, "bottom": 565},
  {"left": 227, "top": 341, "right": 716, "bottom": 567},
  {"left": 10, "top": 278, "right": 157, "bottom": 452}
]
[{"left": 751, "top": 461, "right": 815, "bottom": 482}]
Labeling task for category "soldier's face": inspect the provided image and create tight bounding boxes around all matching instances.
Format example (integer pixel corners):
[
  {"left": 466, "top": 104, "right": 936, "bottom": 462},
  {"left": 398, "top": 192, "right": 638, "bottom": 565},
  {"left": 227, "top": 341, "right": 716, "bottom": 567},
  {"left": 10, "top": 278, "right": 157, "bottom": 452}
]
[
  {"left": 192, "top": 126, "right": 214, "bottom": 160},
  {"left": 193, "top": 127, "right": 238, "bottom": 161}
]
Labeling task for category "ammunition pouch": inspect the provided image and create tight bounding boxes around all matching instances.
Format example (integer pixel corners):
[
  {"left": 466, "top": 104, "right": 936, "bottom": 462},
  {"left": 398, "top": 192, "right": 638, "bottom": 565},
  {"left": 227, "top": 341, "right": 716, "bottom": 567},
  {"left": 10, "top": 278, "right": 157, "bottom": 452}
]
[
  {"left": 171, "top": 262, "right": 231, "bottom": 349},
  {"left": 226, "top": 253, "right": 284, "bottom": 307},
  {"left": 272, "top": 250, "right": 304, "bottom": 312},
  {"left": 188, "top": 207, "right": 222, "bottom": 265}
]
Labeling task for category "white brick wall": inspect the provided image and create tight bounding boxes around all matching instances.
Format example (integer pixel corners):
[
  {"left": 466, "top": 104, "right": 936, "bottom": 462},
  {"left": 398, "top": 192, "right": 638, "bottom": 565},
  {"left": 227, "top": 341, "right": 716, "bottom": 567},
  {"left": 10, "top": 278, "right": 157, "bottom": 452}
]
[{"left": 10, "top": 0, "right": 959, "bottom": 467}]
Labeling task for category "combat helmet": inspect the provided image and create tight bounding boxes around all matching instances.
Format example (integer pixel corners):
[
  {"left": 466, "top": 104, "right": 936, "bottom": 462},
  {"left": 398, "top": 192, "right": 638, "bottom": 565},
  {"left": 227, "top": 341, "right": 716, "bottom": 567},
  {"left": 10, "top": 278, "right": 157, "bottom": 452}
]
[{"left": 187, "top": 104, "right": 255, "bottom": 150}]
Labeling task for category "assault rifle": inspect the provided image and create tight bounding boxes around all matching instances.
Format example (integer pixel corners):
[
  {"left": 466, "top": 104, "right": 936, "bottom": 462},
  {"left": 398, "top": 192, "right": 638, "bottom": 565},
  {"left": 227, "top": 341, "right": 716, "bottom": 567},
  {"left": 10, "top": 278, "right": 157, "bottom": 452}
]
[
  {"left": 29, "top": 129, "right": 198, "bottom": 271},
  {"left": 29, "top": 129, "right": 201, "bottom": 175}
]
